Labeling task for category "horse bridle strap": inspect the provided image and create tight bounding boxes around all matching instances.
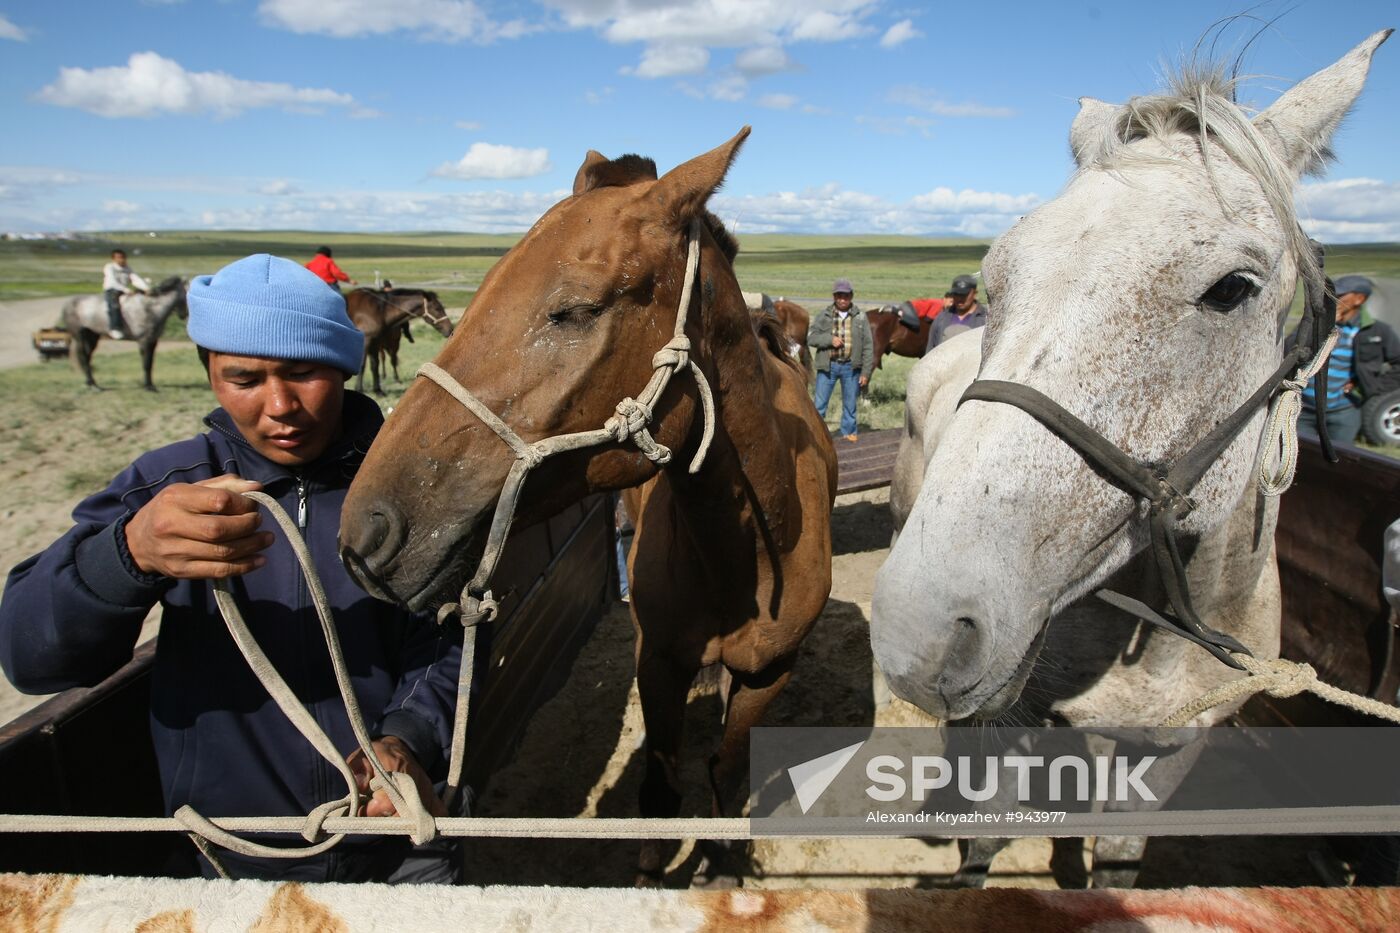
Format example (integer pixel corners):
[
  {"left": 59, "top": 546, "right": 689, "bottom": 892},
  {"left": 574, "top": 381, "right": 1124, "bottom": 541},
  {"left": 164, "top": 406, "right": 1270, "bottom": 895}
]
[
  {"left": 414, "top": 216, "right": 716, "bottom": 623},
  {"left": 958, "top": 243, "right": 1338, "bottom": 669}
]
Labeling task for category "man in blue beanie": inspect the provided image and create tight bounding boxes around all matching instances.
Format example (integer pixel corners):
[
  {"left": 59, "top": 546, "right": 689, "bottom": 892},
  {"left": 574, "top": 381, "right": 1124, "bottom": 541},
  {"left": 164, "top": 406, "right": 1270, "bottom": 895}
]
[{"left": 0, "top": 254, "right": 465, "bottom": 883}]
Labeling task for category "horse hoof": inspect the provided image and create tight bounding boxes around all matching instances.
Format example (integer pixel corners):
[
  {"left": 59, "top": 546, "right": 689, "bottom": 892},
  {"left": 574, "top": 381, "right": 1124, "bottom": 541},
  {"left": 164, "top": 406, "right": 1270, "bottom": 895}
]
[
  {"left": 690, "top": 865, "right": 742, "bottom": 890},
  {"left": 87, "top": 384, "right": 103, "bottom": 393},
  {"left": 633, "top": 870, "right": 665, "bottom": 889},
  {"left": 143, "top": 385, "right": 158, "bottom": 393}
]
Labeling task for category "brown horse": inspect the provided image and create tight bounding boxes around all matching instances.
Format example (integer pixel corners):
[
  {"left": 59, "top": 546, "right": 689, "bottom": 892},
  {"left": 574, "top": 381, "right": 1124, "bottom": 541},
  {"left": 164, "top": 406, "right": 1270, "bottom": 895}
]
[
  {"left": 866, "top": 304, "right": 931, "bottom": 373},
  {"left": 340, "top": 128, "right": 837, "bottom": 885},
  {"left": 345, "top": 287, "right": 454, "bottom": 396},
  {"left": 772, "top": 298, "right": 812, "bottom": 372}
]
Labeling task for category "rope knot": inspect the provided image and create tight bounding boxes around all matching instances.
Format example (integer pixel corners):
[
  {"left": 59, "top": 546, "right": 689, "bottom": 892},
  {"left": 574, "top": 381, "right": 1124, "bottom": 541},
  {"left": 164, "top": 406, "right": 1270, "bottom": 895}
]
[
  {"left": 652, "top": 335, "right": 692, "bottom": 371},
  {"left": 370, "top": 772, "right": 438, "bottom": 846},
  {"left": 1243, "top": 656, "right": 1318, "bottom": 699},
  {"left": 301, "top": 798, "right": 352, "bottom": 843},
  {"left": 607, "top": 397, "right": 654, "bottom": 442}
]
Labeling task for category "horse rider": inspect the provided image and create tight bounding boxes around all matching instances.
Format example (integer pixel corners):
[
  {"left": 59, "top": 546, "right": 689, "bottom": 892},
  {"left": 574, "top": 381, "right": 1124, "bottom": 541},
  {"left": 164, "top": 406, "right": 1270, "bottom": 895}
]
[
  {"left": 102, "top": 248, "right": 150, "bottom": 340},
  {"left": 305, "top": 245, "right": 358, "bottom": 292},
  {"left": 0, "top": 255, "right": 467, "bottom": 884},
  {"left": 925, "top": 273, "right": 988, "bottom": 352}
]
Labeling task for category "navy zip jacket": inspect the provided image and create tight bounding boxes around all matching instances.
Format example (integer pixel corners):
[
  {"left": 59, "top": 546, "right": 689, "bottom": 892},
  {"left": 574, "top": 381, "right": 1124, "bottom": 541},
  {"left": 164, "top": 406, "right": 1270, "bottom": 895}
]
[{"left": 0, "top": 391, "right": 462, "bottom": 880}]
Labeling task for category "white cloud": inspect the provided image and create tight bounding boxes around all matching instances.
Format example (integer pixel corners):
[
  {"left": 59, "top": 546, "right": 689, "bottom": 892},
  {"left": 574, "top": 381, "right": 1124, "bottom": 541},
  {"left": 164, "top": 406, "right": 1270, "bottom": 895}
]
[
  {"left": 1297, "top": 177, "right": 1400, "bottom": 242},
  {"left": 713, "top": 181, "right": 1042, "bottom": 237},
  {"left": 455, "top": 119, "right": 482, "bottom": 130},
  {"left": 625, "top": 44, "right": 710, "bottom": 77},
  {"left": 102, "top": 199, "right": 143, "bottom": 214},
  {"left": 257, "top": 180, "right": 302, "bottom": 196},
  {"left": 880, "top": 19, "right": 919, "bottom": 48},
  {"left": 36, "top": 52, "right": 356, "bottom": 119},
  {"left": 789, "top": 10, "right": 869, "bottom": 42},
  {"left": 757, "top": 93, "right": 798, "bottom": 110},
  {"left": 258, "top": 0, "right": 524, "bottom": 42},
  {"left": 735, "top": 45, "right": 795, "bottom": 77},
  {"left": 545, "top": 0, "right": 877, "bottom": 77},
  {"left": 0, "top": 14, "right": 27, "bottom": 40},
  {"left": 708, "top": 74, "right": 748, "bottom": 101},
  {"left": 583, "top": 87, "right": 614, "bottom": 105},
  {"left": 889, "top": 85, "right": 1015, "bottom": 118},
  {"left": 432, "top": 142, "right": 553, "bottom": 180}
]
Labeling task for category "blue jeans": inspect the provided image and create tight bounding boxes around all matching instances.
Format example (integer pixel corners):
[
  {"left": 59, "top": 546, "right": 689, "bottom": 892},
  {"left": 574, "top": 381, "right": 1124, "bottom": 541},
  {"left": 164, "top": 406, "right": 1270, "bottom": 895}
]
[
  {"left": 1298, "top": 404, "right": 1361, "bottom": 445},
  {"left": 814, "top": 359, "right": 861, "bottom": 436}
]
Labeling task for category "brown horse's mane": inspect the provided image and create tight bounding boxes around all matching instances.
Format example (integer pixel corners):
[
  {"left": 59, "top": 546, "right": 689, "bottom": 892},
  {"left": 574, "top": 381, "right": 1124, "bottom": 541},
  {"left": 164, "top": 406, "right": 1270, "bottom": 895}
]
[{"left": 382, "top": 287, "right": 439, "bottom": 302}]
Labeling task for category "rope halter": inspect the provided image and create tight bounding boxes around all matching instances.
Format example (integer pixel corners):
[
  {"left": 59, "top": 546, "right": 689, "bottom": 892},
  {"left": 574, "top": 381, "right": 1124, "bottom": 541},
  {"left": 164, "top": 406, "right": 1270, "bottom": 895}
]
[{"left": 413, "top": 218, "right": 717, "bottom": 808}]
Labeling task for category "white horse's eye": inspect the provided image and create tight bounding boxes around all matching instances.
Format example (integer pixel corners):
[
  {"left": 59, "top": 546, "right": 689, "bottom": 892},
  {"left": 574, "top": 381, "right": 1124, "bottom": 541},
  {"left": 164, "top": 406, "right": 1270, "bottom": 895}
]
[{"left": 1197, "top": 273, "right": 1258, "bottom": 313}]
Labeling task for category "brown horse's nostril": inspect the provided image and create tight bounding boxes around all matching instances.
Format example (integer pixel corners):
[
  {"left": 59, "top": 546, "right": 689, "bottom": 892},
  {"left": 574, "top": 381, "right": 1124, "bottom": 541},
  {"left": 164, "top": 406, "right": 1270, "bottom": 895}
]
[{"left": 342, "top": 506, "right": 406, "bottom": 575}]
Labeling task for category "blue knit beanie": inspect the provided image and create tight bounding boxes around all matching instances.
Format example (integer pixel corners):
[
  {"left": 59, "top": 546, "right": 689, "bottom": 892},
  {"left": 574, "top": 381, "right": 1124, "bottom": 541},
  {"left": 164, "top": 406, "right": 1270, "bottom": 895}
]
[{"left": 188, "top": 254, "right": 363, "bottom": 374}]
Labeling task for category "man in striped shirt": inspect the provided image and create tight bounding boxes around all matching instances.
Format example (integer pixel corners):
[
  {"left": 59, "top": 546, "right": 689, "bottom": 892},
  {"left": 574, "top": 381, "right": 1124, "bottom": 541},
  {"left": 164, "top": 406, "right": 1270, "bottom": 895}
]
[{"left": 1298, "top": 275, "right": 1381, "bottom": 444}]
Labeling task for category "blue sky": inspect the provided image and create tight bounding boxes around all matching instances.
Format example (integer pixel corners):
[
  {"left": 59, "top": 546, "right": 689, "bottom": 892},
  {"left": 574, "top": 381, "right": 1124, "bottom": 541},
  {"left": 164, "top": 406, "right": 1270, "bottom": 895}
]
[{"left": 1, "top": 1, "right": 1396, "bottom": 240}]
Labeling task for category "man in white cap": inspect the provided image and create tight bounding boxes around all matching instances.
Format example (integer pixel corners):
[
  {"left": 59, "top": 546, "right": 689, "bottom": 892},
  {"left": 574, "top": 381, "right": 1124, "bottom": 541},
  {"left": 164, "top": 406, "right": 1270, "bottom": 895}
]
[{"left": 0, "top": 254, "right": 466, "bottom": 883}]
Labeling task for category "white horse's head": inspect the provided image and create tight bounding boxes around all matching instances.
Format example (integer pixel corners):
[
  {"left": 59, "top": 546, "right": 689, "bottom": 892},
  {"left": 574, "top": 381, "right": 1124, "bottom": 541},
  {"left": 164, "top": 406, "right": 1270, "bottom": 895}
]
[{"left": 872, "top": 30, "right": 1391, "bottom": 721}]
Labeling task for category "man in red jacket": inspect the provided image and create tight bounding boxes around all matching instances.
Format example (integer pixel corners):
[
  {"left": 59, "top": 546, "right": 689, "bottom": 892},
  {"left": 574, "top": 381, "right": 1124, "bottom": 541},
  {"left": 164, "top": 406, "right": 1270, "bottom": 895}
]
[{"left": 305, "top": 246, "right": 357, "bottom": 292}]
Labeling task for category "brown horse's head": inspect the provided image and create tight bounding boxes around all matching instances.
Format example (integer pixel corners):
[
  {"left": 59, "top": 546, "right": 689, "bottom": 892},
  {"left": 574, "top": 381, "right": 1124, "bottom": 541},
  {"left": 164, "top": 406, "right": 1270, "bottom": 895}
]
[{"left": 341, "top": 128, "right": 751, "bottom": 609}]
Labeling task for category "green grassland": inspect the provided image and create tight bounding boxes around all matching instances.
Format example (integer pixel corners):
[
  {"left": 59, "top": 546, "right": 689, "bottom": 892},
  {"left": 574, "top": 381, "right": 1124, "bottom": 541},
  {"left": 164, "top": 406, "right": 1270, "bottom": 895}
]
[{"left": 1, "top": 230, "right": 1396, "bottom": 510}]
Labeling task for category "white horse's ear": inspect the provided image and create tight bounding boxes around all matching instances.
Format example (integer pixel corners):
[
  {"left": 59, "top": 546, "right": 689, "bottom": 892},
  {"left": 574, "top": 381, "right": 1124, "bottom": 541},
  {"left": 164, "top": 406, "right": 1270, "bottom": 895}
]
[
  {"left": 1253, "top": 29, "right": 1392, "bottom": 179},
  {"left": 1069, "top": 97, "right": 1120, "bottom": 167}
]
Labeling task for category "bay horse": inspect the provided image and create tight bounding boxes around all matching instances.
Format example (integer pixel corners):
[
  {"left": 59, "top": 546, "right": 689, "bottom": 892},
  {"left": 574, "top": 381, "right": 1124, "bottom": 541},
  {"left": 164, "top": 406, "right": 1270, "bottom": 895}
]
[
  {"left": 59, "top": 276, "right": 187, "bottom": 391},
  {"left": 340, "top": 128, "right": 837, "bottom": 885},
  {"left": 874, "top": 31, "right": 1391, "bottom": 886},
  {"left": 345, "top": 287, "right": 454, "bottom": 396},
  {"left": 771, "top": 298, "right": 812, "bottom": 372},
  {"left": 866, "top": 304, "right": 931, "bottom": 373}
]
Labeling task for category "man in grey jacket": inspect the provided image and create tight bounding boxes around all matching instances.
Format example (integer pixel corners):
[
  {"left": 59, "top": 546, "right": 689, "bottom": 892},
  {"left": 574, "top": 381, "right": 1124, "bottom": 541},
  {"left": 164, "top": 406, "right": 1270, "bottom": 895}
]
[{"left": 808, "top": 277, "right": 875, "bottom": 442}]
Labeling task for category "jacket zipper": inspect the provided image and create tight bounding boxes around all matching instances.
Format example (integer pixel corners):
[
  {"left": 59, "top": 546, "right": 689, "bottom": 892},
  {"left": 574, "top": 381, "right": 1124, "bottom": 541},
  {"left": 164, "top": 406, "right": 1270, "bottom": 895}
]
[{"left": 296, "top": 474, "right": 308, "bottom": 529}]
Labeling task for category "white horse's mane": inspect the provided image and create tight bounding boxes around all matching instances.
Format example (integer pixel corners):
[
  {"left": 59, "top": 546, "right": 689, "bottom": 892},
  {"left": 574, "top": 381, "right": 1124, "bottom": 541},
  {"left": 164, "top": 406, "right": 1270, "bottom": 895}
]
[{"left": 1081, "top": 66, "right": 1320, "bottom": 286}]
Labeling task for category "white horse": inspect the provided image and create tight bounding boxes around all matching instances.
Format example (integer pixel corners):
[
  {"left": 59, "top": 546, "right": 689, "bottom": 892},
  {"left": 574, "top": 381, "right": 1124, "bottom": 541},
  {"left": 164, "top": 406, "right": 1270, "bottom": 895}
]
[
  {"left": 874, "top": 30, "right": 1391, "bottom": 885},
  {"left": 59, "top": 277, "right": 188, "bottom": 391}
]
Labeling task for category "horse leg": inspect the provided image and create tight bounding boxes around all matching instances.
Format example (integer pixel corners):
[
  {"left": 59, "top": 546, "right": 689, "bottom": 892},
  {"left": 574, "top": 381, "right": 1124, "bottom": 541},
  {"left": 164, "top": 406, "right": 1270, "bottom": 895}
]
[
  {"left": 692, "top": 655, "right": 796, "bottom": 889},
  {"left": 356, "top": 339, "right": 370, "bottom": 394},
  {"left": 951, "top": 837, "right": 1011, "bottom": 888},
  {"left": 140, "top": 340, "right": 157, "bottom": 391},
  {"left": 1089, "top": 738, "right": 1207, "bottom": 888},
  {"left": 76, "top": 329, "right": 101, "bottom": 390},
  {"left": 634, "top": 649, "right": 697, "bottom": 887},
  {"left": 371, "top": 347, "right": 385, "bottom": 397}
]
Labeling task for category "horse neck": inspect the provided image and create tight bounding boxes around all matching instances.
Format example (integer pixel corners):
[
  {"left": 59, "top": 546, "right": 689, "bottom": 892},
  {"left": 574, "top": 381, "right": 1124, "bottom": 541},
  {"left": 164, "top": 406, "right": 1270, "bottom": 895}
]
[
  {"left": 141, "top": 291, "right": 182, "bottom": 336},
  {"left": 667, "top": 256, "right": 801, "bottom": 548}
]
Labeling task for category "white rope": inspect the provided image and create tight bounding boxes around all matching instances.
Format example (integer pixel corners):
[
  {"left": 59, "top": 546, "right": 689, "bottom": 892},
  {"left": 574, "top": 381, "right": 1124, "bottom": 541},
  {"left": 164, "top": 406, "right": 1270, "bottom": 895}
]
[
  {"left": 1258, "top": 328, "right": 1339, "bottom": 496},
  {"left": 1163, "top": 651, "right": 1400, "bottom": 727}
]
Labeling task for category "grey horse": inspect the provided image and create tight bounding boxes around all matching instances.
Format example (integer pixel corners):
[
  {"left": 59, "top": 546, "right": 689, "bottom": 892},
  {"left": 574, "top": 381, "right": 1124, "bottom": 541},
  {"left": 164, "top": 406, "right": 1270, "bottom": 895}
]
[
  {"left": 59, "top": 276, "right": 189, "bottom": 391},
  {"left": 874, "top": 30, "right": 1391, "bottom": 886}
]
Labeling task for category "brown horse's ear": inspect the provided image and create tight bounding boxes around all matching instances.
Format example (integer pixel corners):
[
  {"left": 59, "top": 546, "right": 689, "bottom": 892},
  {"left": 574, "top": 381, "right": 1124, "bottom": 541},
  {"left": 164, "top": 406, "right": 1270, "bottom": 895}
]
[
  {"left": 651, "top": 126, "right": 751, "bottom": 226},
  {"left": 573, "top": 151, "right": 610, "bottom": 195}
]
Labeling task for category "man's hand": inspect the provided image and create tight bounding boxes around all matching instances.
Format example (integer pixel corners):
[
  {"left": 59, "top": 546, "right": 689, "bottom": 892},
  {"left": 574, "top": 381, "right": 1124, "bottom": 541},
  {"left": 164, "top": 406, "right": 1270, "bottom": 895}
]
[
  {"left": 124, "top": 475, "right": 271, "bottom": 579},
  {"left": 859, "top": 374, "right": 870, "bottom": 388},
  {"left": 832, "top": 336, "right": 844, "bottom": 348},
  {"left": 347, "top": 736, "right": 447, "bottom": 818}
]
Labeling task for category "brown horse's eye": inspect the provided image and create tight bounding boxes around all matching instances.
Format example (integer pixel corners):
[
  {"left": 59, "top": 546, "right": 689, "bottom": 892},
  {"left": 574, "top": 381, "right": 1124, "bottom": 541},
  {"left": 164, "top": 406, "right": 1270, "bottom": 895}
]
[
  {"left": 1197, "top": 273, "right": 1257, "bottom": 313},
  {"left": 547, "top": 304, "right": 603, "bottom": 325}
]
